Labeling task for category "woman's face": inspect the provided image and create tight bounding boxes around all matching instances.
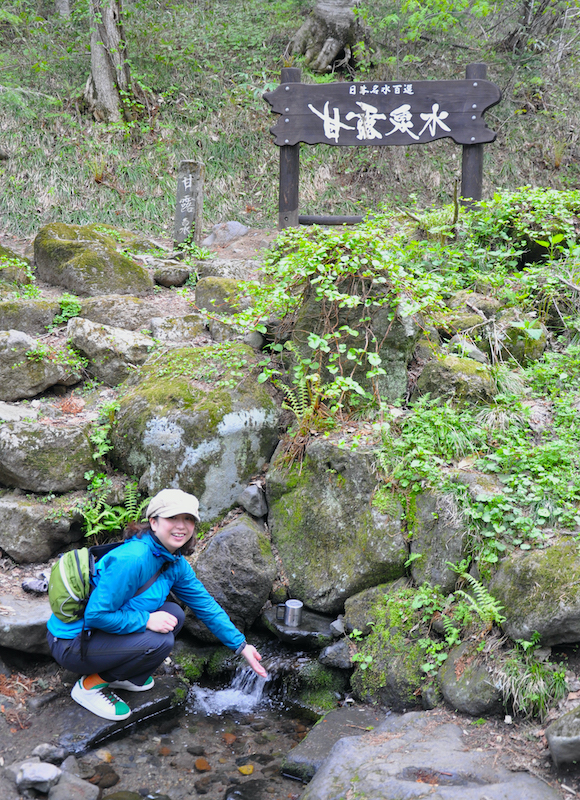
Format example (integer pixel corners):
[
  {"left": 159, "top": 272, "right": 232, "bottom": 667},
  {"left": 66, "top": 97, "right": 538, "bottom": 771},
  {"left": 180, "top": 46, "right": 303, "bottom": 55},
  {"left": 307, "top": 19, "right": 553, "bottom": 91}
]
[{"left": 150, "top": 514, "right": 196, "bottom": 553}]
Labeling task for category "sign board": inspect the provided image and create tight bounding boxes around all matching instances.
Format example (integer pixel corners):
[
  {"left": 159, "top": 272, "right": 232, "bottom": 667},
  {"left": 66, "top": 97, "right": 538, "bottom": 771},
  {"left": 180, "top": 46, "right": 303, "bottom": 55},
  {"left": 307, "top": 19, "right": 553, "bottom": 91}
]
[
  {"left": 173, "top": 160, "right": 204, "bottom": 246},
  {"left": 264, "top": 79, "right": 501, "bottom": 148}
]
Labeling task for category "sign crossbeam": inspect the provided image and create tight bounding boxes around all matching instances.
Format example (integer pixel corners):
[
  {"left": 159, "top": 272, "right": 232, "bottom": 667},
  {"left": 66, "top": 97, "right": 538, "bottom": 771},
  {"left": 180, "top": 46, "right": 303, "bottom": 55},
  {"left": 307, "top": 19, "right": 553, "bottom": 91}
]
[{"left": 264, "top": 64, "right": 501, "bottom": 230}]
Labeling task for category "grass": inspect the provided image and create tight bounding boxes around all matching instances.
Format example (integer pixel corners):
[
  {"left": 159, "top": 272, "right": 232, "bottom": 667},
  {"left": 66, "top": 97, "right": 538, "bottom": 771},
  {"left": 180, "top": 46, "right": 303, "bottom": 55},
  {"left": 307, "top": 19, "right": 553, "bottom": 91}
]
[{"left": 0, "top": 0, "right": 579, "bottom": 238}]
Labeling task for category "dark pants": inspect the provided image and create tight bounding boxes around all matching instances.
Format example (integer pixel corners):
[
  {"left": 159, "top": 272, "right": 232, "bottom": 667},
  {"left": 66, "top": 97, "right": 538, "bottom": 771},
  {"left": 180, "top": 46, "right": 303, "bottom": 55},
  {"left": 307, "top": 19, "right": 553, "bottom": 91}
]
[{"left": 47, "top": 602, "right": 185, "bottom": 686}]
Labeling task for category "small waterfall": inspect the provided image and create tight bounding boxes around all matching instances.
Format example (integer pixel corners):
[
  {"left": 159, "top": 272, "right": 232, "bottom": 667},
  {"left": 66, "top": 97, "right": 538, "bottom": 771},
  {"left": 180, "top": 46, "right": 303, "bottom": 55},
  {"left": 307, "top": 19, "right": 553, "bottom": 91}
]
[{"left": 190, "top": 665, "right": 271, "bottom": 715}]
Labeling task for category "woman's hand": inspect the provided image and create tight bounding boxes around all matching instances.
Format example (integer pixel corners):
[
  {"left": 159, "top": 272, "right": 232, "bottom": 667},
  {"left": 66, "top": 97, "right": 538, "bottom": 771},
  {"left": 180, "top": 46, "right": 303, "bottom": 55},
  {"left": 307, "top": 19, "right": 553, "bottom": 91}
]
[
  {"left": 146, "top": 610, "right": 178, "bottom": 633},
  {"left": 241, "top": 644, "right": 268, "bottom": 678}
]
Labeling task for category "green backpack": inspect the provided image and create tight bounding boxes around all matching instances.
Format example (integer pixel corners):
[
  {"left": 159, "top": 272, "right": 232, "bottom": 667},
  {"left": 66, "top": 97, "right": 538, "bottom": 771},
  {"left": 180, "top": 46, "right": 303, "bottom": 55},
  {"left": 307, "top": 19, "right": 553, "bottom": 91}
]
[{"left": 48, "top": 541, "right": 168, "bottom": 623}]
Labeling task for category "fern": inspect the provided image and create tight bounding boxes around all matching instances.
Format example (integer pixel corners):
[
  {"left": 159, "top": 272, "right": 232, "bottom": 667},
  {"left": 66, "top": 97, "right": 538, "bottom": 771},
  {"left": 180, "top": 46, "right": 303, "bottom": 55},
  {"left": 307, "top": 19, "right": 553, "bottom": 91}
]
[{"left": 455, "top": 572, "right": 506, "bottom": 627}]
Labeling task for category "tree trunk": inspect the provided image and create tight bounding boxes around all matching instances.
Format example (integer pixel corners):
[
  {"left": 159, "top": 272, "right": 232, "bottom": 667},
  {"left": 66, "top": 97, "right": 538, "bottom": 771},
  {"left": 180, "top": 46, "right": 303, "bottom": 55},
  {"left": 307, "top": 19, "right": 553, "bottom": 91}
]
[
  {"left": 291, "top": 0, "right": 360, "bottom": 73},
  {"left": 84, "top": 0, "right": 132, "bottom": 122},
  {"left": 501, "top": 0, "right": 568, "bottom": 53},
  {"left": 55, "top": 0, "right": 71, "bottom": 18}
]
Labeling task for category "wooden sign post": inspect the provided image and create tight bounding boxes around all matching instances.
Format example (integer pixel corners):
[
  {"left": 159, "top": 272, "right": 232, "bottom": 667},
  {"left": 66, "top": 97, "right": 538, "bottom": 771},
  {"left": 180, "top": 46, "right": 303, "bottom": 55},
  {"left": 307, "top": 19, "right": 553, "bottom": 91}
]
[
  {"left": 264, "top": 64, "right": 501, "bottom": 229},
  {"left": 173, "top": 160, "right": 205, "bottom": 246}
]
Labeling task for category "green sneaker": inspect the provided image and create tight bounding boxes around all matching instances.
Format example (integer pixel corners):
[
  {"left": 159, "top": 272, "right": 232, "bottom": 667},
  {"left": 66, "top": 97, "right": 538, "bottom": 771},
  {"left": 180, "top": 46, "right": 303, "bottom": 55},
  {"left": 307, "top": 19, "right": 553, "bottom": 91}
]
[{"left": 71, "top": 676, "right": 131, "bottom": 720}]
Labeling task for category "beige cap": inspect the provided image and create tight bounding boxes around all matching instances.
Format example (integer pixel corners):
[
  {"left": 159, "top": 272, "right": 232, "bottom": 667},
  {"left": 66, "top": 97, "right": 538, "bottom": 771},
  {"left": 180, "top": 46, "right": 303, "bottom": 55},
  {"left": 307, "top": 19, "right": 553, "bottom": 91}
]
[{"left": 146, "top": 489, "right": 200, "bottom": 521}]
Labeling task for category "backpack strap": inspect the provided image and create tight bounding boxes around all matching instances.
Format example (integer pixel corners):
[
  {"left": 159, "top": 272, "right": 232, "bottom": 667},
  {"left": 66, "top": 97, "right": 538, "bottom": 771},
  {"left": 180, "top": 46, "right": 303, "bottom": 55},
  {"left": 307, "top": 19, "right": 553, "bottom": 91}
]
[{"left": 134, "top": 561, "right": 171, "bottom": 598}]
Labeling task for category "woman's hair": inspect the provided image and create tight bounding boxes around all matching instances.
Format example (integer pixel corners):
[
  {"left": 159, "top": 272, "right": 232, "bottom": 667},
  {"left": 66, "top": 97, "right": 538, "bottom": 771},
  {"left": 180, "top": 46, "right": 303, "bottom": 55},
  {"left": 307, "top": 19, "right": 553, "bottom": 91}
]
[{"left": 124, "top": 518, "right": 196, "bottom": 556}]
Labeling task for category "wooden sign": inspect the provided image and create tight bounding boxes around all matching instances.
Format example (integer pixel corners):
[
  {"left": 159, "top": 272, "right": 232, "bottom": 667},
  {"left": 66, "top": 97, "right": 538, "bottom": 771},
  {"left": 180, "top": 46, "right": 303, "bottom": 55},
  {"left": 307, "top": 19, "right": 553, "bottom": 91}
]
[
  {"left": 264, "top": 79, "right": 501, "bottom": 148},
  {"left": 173, "top": 160, "right": 204, "bottom": 246}
]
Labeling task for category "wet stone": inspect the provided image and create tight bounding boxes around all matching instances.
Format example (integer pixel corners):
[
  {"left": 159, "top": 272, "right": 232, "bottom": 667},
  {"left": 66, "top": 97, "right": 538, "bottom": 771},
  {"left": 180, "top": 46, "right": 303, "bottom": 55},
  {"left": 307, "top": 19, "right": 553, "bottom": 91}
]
[{"left": 261, "top": 607, "right": 334, "bottom": 649}]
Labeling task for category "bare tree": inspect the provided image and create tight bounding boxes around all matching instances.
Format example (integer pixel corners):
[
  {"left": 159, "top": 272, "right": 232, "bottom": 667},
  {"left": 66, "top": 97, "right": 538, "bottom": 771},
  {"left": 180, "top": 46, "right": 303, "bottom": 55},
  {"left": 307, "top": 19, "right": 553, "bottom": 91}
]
[
  {"left": 291, "top": 0, "right": 361, "bottom": 73},
  {"left": 83, "top": 0, "right": 132, "bottom": 121}
]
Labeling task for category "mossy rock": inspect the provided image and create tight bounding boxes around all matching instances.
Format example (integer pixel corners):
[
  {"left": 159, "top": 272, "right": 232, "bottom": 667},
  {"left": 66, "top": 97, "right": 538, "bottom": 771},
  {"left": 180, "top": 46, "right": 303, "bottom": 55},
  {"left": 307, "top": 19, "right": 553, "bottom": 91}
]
[
  {"left": 350, "top": 591, "right": 425, "bottom": 712},
  {"left": 413, "top": 355, "right": 496, "bottom": 404},
  {"left": 490, "top": 540, "right": 580, "bottom": 646},
  {"left": 195, "top": 276, "right": 246, "bottom": 315},
  {"left": 0, "top": 298, "right": 60, "bottom": 335},
  {"left": 0, "top": 245, "right": 31, "bottom": 284},
  {"left": 266, "top": 439, "right": 407, "bottom": 615},
  {"left": 34, "top": 222, "right": 153, "bottom": 296},
  {"left": 111, "top": 342, "right": 279, "bottom": 521}
]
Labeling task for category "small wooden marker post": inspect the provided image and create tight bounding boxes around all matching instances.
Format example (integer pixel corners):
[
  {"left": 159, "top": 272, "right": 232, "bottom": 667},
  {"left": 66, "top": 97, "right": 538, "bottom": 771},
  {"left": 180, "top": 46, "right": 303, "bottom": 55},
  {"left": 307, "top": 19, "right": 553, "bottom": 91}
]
[
  {"left": 264, "top": 65, "right": 501, "bottom": 228},
  {"left": 173, "top": 160, "right": 204, "bottom": 246}
]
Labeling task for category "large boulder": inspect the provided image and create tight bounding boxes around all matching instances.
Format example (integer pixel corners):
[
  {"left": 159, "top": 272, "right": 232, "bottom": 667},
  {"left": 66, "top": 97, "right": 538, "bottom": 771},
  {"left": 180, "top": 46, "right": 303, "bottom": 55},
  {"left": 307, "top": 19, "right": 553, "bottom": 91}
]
[
  {"left": 291, "top": 286, "right": 420, "bottom": 403},
  {"left": 409, "top": 492, "right": 466, "bottom": 594},
  {"left": 111, "top": 343, "right": 279, "bottom": 520},
  {"left": 0, "top": 490, "right": 84, "bottom": 563},
  {"left": 0, "top": 299, "right": 60, "bottom": 335},
  {"left": 266, "top": 439, "right": 407, "bottom": 614},
  {"left": 183, "top": 514, "right": 276, "bottom": 641},
  {"left": 33, "top": 223, "right": 153, "bottom": 296},
  {"left": 300, "top": 711, "right": 561, "bottom": 800},
  {"left": 67, "top": 317, "right": 156, "bottom": 385},
  {"left": 0, "top": 419, "right": 94, "bottom": 492},
  {"left": 490, "top": 540, "right": 580, "bottom": 646},
  {"left": 0, "top": 330, "right": 80, "bottom": 402}
]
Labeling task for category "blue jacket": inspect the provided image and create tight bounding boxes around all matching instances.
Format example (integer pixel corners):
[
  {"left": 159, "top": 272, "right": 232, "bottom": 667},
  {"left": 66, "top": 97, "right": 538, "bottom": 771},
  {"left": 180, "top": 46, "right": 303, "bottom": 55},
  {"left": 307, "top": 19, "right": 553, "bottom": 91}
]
[{"left": 47, "top": 532, "right": 245, "bottom": 652}]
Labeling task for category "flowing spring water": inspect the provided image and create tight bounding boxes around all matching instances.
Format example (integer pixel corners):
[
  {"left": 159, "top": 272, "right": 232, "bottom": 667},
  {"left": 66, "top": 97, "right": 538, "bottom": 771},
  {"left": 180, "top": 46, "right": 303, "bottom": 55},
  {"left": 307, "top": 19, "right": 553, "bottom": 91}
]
[{"left": 189, "top": 665, "right": 272, "bottom": 715}]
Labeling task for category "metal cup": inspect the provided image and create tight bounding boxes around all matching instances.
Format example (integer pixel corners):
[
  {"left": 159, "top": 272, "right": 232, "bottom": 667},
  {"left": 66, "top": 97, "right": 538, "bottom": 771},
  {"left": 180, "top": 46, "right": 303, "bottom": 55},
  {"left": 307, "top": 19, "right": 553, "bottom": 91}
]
[
  {"left": 275, "top": 603, "right": 286, "bottom": 621},
  {"left": 284, "top": 599, "right": 303, "bottom": 627}
]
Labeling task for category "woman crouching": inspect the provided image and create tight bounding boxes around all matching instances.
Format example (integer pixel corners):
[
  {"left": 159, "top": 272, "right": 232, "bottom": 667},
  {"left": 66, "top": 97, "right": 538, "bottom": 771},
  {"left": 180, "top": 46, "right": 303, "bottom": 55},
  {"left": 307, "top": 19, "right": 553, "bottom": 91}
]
[{"left": 46, "top": 488, "right": 267, "bottom": 720}]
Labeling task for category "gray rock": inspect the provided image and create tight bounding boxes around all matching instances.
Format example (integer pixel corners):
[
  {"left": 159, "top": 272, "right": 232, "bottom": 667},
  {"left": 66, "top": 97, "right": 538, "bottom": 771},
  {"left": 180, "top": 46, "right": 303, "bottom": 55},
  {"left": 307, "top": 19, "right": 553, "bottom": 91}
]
[
  {"left": 414, "top": 354, "right": 496, "bottom": 403},
  {"left": 0, "top": 401, "right": 39, "bottom": 422},
  {"left": 80, "top": 295, "right": 158, "bottom": 331},
  {"left": 0, "top": 592, "right": 51, "bottom": 653},
  {"left": 34, "top": 223, "right": 153, "bottom": 296},
  {"left": 197, "top": 258, "right": 261, "bottom": 281},
  {"left": 262, "top": 606, "right": 334, "bottom": 650},
  {"left": 410, "top": 491, "right": 466, "bottom": 594},
  {"left": 301, "top": 711, "right": 560, "bottom": 800},
  {"left": 59, "top": 755, "right": 80, "bottom": 774},
  {"left": 4, "top": 756, "right": 41, "bottom": 785},
  {"left": 546, "top": 705, "right": 580, "bottom": 766},
  {"left": 48, "top": 770, "right": 100, "bottom": 799},
  {"left": 0, "top": 774, "right": 19, "bottom": 800},
  {"left": 238, "top": 484, "right": 268, "bottom": 517},
  {"left": 243, "top": 330, "right": 265, "bottom": 350},
  {"left": 30, "top": 743, "right": 68, "bottom": 764},
  {"left": 282, "top": 705, "right": 383, "bottom": 782},
  {"left": 153, "top": 265, "right": 191, "bottom": 287},
  {"left": 184, "top": 514, "right": 276, "bottom": 640},
  {"left": 447, "top": 289, "right": 502, "bottom": 319},
  {"left": 202, "top": 221, "right": 249, "bottom": 246},
  {"left": 329, "top": 616, "right": 345, "bottom": 637},
  {"left": 16, "top": 761, "right": 61, "bottom": 792},
  {"left": 318, "top": 639, "right": 352, "bottom": 669},
  {"left": 267, "top": 440, "right": 407, "bottom": 614},
  {"left": 490, "top": 540, "right": 580, "bottom": 646},
  {"left": 0, "top": 490, "right": 83, "bottom": 563},
  {"left": 0, "top": 330, "right": 78, "bottom": 402},
  {"left": 149, "top": 314, "right": 205, "bottom": 342},
  {"left": 0, "top": 419, "right": 94, "bottom": 492},
  {"left": 0, "top": 299, "right": 60, "bottom": 335},
  {"left": 208, "top": 316, "right": 245, "bottom": 343},
  {"left": 67, "top": 316, "right": 156, "bottom": 385},
  {"left": 438, "top": 641, "right": 503, "bottom": 716},
  {"left": 111, "top": 344, "right": 279, "bottom": 521}
]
